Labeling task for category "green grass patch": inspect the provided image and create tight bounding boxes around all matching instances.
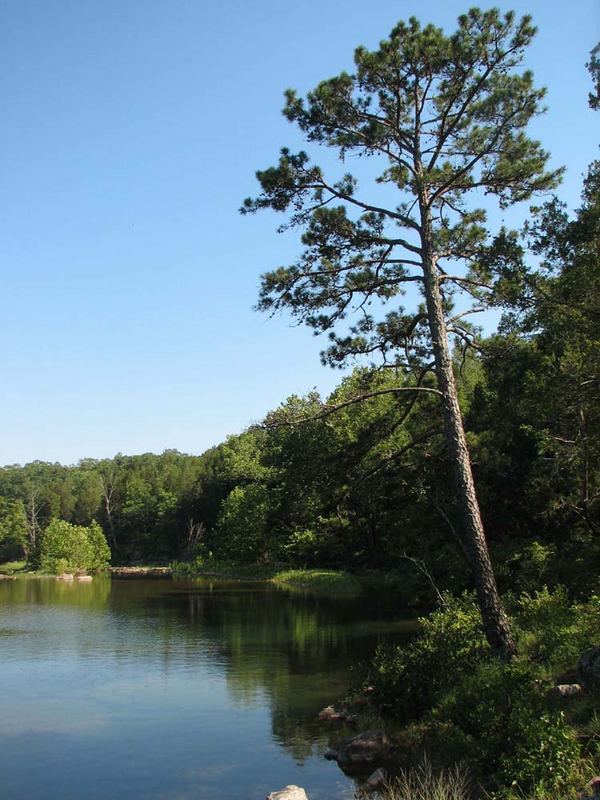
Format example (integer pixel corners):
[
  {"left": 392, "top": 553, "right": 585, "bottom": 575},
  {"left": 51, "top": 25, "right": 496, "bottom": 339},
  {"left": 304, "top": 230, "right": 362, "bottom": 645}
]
[
  {"left": 171, "top": 561, "right": 364, "bottom": 594},
  {"left": 171, "top": 559, "right": 277, "bottom": 580},
  {"left": 271, "top": 569, "right": 363, "bottom": 594},
  {"left": 0, "top": 560, "right": 28, "bottom": 574}
]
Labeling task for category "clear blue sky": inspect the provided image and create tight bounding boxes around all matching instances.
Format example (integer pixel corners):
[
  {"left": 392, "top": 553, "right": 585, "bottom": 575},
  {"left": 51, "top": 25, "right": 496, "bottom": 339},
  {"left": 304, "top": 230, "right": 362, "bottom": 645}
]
[{"left": 1, "top": 0, "right": 598, "bottom": 466}]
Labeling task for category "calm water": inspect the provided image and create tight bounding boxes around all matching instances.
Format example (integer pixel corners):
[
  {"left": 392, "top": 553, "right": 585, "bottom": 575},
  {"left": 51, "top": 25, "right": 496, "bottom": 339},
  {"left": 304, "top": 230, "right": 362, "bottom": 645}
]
[{"left": 0, "top": 577, "right": 415, "bottom": 800}]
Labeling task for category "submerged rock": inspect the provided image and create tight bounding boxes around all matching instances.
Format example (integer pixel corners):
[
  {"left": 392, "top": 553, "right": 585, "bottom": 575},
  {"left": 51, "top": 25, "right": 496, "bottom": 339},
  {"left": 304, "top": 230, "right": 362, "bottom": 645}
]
[
  {"left": 365, "top": 767, "right": 387, "bottom": 790},
  {"left": 332, "top": 730, "right": 394, "bottom": 770},
  {"left": 577, "top": 646, "right": 600, "bottom": 690},
  {"left": 266, "top": 786, "right": 308, "bottom": 800},
  {"left": 318, "top": 704, "right": 357, "bottom": 724}
]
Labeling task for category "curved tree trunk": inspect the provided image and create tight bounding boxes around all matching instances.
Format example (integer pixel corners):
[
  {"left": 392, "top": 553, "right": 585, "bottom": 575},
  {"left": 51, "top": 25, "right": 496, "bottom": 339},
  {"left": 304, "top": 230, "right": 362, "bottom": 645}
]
[{"left": 420, "top": 211, "right": 517, "bottom": 660}]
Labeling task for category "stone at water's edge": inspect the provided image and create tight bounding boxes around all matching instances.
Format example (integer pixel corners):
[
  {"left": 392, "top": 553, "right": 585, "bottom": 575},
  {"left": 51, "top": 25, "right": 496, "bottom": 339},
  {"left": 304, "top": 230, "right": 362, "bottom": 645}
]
[
  {"left": 365, "top": 767, "right": 387, "bottom": 790},
  {"left": 328, "top": 730, "right": 394, "bottom": 771},
  {"left": 577, "top": 646, "right": 600, "bottom": 691},
  {"left": 266, "top": 786, "right": 309, "bottom": 800},
  {"left": 317, "top": 704, "right": 357, "bottom": 724}
]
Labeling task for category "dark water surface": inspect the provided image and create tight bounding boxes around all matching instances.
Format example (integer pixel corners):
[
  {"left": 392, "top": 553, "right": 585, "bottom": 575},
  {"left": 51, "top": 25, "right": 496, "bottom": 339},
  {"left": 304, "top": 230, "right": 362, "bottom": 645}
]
[{"left": 0, "top": 577, "right": 415, "bottom": 800}]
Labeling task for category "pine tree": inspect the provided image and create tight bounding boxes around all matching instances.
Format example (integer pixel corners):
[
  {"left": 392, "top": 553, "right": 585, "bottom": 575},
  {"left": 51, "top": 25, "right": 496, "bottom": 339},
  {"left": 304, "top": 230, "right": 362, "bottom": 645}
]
[{"left": 243, "top": 8, "right": 563, "bottom": 658}]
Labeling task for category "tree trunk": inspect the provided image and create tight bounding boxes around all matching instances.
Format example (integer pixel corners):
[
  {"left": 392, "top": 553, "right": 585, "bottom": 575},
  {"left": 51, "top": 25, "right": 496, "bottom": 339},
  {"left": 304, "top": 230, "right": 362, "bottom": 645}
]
[{"left": 420, "top": 212, "right": 517, "bottom": 659}]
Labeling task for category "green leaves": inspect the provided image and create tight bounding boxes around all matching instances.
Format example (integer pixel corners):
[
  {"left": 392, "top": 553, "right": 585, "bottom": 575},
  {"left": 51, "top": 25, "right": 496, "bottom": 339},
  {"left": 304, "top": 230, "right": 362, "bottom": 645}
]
[{"left": 40, "top": 518, "right": 110, "bottom": 574}]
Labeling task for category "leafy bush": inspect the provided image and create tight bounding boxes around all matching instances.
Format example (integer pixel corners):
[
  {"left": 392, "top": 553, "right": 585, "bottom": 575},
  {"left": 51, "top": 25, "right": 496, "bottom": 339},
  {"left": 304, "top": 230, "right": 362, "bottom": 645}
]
[
  {"left": 435, "top": 660, "right": 580, "bottom": 795},
  {"left": 40, "top": 519, "right": 111, "bottom": 574},
  {"left": 369, "top": 595, "right": 490, "bottom": 720},
  {"left": 516, "top": 587, "right": 600, "bottom": 671},
  {"left": 500, "top": 710, "right": 580, "bottom": 797},
  {"left": 86, "top": 521, "right": 112, "bottom": 572}
]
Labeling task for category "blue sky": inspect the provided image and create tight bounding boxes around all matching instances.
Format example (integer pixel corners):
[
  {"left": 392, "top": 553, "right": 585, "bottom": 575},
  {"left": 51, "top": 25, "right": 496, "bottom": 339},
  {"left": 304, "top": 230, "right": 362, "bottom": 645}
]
[{"left": 1, "top": 0, "right": 598, "bottom": 465}]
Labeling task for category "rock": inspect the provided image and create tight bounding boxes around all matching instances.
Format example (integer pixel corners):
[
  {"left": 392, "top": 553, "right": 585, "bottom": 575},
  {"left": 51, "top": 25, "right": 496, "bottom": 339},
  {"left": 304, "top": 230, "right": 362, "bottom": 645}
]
[
  {"left": 266, "top": 786, "right": 309, "bottom": 800},
  {"left": 547, "top": 683, "right": 584, "bottom": 699},
  {"left": 76, "top": 575, "right": 93, "bottom": 582},
  {"left": 324, "top": 747, "right": 338, "bottom": 761},
  {"left": 56, "top": 573, "right": 74, "bottom": 581},
  {"left": 335, "top": 730, "right": 393, "bottom": 770},
  {"left": 319, "top": 705, "right": 343, "bottom": 722},
  {"left": 365, "top": 767, "right": 387, "bottom": 790},
  {"left": 577, "top": 646, "right": 600, "bottom": 691},
  {"left": 318, "top": 704, "right": 357, "bottom": 724}
]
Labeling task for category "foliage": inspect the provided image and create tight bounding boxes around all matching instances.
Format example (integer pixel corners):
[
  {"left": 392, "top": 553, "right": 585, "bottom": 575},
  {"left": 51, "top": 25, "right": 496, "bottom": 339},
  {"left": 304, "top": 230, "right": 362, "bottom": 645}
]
[
  {"left": 369, "top": 595, "right": 490, "bottom": 720},
  {"left": 435, "top": 660, "right": 580, "bottom": 795},
  {"left": 366, "top": 590, "right": 590, "bottom": 797},
  {"left": 0, "top": 497, "right": 27, "bottom": 561},
  {"left": 40, "top": 519, "right": 111, "bottom": 574},
  {"left": 516, "top": 587, "right": 600, "bottom": 671}
]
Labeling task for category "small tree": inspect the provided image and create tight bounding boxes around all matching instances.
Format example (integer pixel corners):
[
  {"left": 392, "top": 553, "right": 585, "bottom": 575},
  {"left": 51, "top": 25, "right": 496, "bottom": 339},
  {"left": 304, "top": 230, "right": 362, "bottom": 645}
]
[
  {"left": 243, "top": 8, "right": 563, "bottom": 657},
  {"left": 40, "top": 519, "right": 111, "bottom": 574}
]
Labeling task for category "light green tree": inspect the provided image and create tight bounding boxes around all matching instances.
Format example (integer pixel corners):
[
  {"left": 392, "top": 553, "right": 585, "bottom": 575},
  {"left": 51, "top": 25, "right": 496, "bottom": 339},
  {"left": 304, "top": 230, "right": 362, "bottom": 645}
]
[{"left": 40, "top": 519, "right": 111, "bottom": 574}]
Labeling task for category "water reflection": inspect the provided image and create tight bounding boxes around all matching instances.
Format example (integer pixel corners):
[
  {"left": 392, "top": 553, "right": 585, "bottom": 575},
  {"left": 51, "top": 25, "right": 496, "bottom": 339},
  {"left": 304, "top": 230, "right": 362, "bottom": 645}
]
[{"left": 0, "top": 577, "right": 415, "bottom": 800}]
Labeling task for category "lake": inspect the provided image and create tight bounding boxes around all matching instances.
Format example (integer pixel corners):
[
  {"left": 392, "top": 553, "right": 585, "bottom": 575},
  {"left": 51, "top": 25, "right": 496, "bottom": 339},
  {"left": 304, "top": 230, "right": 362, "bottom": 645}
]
[{"left": 0, "top": 577, "right": 415, "bottom": 800}]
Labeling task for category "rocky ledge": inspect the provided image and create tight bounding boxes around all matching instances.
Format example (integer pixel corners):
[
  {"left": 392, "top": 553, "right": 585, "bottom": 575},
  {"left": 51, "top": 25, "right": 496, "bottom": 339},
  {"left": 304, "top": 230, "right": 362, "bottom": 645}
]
[
  {"left": 110, "top": 566, "right": 172, "bottom": 578},
  {"left": 324, "top": 730, "right": 395, "bottom": 772}
]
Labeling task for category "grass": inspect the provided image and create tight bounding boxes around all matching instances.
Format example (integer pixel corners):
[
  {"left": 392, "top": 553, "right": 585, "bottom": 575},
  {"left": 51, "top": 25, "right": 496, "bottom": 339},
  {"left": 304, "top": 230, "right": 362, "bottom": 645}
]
[
  {"left": 171, "top": 561, "right": 364, "bottom": 594},
  {"left": 271, "top": 568, "right": 363, "bottom": 594},
  {"left": 355, "top": 760, "right": 472, "bottom": 800},
  {"left": 0, "top": 560, "right": 28, "bottom": 574}
]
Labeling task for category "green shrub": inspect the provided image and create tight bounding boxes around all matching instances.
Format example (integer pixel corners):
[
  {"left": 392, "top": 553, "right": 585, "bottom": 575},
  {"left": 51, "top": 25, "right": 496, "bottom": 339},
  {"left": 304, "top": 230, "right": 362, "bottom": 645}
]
[
  {"left": 516, "top": 587, "right": 600, "bottom": 671},
  {"left": 40, "top": 519, "right": 111, "bottom": 574},
  {"left": 369, "top": 595, "right": 490, "bottom": 720},
  {"left": 86, "top": 521, "right": 112, "bottom": 572},
  {"left": 500, "top": 710, "right": 580, "bottom": 798},
  {"left": 435, "top": 660, "right": 580, "bottom": 797}
]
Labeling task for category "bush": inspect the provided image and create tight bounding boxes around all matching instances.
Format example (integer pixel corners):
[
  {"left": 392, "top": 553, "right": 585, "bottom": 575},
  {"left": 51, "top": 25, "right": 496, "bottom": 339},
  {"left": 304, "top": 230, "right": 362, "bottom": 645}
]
[
  {"left": 369, "top": 594, "right": 490, "bottom": 720},
  {"left": 516, "top": 587, "right": 600, "bottom": 672},
  {"left": 435, "top": 660, "right": 580, "bottom": 795},
  {"left": 500, "top": 710, "right": 580, "bottom": 798},
  {"left": 86, "top": 521, "right": 112, "bottom": 572},
  {"left": 40, "top": 519, "right": 111, "bottom": 574}
]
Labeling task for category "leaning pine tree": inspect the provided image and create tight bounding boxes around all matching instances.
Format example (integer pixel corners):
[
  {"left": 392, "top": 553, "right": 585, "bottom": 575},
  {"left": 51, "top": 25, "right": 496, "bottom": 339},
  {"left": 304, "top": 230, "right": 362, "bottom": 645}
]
[{"left": 243, "top": 8, "right": 562, "bottom": 659}]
